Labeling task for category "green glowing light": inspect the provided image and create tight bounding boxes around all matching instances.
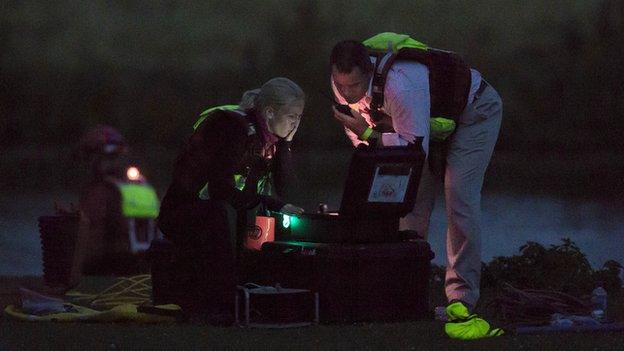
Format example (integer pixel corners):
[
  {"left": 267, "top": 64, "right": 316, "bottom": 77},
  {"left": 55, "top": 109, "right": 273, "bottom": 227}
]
[{"left": 290, "top": 216, "right": 299, "bottom": 229}]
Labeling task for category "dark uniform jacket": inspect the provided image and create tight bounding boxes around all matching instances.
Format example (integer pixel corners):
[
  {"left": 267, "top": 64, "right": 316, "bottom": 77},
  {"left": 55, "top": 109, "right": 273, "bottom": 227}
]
[{"left": 158, "top": 109, "right": 290, "bottom": 239}]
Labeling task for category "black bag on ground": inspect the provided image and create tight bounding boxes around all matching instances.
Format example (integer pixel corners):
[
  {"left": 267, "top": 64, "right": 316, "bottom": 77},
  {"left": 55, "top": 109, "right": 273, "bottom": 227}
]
[
  {"left": 38, "top": 215, "right": 80, "bottom": 288},
  {"left": 260, "top": 240, "right": 434, "bottom": 323},
  {"left": 147, "top": 238, "right": 195, "bottom": 307}
]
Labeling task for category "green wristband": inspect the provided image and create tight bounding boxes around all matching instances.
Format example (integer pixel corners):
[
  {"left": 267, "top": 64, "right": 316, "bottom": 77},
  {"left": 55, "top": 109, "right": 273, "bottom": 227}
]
[{"left": 360, "top": 127, "right": 373, "bottom": 141}]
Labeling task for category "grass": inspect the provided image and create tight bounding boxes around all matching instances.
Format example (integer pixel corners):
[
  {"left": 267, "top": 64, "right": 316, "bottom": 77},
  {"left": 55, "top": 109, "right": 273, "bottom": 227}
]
[
  {"left": 3, "top": 318, "right": 623, "bottom": 351},
  {"left": 1, "top": 276, "right": 623, "bottom": 350}
]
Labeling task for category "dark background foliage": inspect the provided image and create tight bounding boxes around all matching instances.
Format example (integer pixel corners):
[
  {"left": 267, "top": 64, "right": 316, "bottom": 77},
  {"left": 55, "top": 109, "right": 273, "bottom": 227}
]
[
  {"left": 481, "top": 238, "right": 621, "bottom": 296},
  {"left": 1, "top": 0, "right": 623, "bottom": 203}
]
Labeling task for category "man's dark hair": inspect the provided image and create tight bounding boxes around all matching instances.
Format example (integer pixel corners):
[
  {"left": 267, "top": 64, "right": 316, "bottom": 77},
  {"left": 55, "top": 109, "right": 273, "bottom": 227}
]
[{"left": 330, "top": 40, "right": 373, "bottom": 74}]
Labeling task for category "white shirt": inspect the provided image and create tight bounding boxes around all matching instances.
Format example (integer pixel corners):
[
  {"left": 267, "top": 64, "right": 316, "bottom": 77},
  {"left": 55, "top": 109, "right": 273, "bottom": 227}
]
[{"left": 332, "top": 60, "right": 482, "bottom": 156}]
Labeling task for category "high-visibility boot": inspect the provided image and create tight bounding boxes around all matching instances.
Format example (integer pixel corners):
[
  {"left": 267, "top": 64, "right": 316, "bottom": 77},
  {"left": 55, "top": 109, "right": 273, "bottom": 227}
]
[{"left": 444, "top": 301, "right": 504, "bottom": 340}]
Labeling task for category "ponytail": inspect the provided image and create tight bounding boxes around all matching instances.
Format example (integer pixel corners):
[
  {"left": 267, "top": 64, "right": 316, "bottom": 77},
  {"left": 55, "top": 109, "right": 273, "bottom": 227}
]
[
  {"left": 239, "top": 77, "right": 304, "bottom": 112},
  {"left": 239, "top": 88, "right": 261, "bottom": 110}
]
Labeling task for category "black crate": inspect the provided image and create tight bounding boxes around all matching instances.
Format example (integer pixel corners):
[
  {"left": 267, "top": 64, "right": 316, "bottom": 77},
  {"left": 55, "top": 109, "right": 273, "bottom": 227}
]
[
  {"left": 260, "top": 240, "right": 434, "bottom": 323},
  {"left": 236, "top": 285, "right": 318, "bottom": 327},
  {"left": 147, "top": 238, "right": 197, "bottom": 307},
  {"left": 38, "top": 215, "right": 80, "bottom": 287}
]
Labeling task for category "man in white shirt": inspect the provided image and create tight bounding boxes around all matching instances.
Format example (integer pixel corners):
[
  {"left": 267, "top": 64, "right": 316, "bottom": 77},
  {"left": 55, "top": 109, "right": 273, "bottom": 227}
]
[{"left": 330, "top": 39, "right": 503, "bottom": 316}]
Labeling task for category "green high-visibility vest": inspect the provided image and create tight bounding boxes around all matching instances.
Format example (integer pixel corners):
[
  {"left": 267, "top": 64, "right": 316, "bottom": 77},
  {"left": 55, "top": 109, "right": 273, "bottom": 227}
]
[
  {"left": 193, "top": 105, "right": 273, "bottom": 199},
  {"left": 115, "top": 183, "right": 160, "bottom": 218}
]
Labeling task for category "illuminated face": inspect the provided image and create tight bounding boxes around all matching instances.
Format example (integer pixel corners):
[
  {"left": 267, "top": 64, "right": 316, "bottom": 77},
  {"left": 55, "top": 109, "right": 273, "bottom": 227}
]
[
  {"left": 331, "top": 65, "right": 371, "bottom": 104},
  {"left": 266, "top": 100, "right": 304, "bottom": 138}
]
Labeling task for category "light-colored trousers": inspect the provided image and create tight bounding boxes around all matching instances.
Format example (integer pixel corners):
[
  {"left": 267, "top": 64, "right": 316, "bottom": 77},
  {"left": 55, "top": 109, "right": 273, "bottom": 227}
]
[{"left": 400, "top": 84, "right": 503, "bottom": 308}]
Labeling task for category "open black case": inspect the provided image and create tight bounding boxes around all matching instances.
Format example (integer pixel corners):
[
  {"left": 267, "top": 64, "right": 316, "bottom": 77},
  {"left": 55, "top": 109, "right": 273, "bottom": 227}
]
[{"left": 276, "top": 142, "right": 426, "bottom": 243}]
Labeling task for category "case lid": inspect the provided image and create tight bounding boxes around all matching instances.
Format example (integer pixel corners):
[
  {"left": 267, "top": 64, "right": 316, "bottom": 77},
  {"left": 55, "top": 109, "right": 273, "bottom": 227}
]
[{"left": 339, "top": 142, "right": 425, "bottom": 219}]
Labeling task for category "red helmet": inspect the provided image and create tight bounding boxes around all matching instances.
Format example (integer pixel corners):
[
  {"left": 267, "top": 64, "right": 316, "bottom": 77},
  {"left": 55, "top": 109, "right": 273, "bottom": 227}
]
[{"left": 79, "top": 125, "right": 128, "bottom": 156}]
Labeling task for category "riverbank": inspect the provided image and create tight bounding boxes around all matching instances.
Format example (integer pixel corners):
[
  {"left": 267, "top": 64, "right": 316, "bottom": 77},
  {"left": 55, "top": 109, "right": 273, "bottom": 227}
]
[
  {"left": 2, "top": 145, "right": 623, "bottom": 276},
  {"left": 2, "top": 144, "right": 624, "bottom": 201}
]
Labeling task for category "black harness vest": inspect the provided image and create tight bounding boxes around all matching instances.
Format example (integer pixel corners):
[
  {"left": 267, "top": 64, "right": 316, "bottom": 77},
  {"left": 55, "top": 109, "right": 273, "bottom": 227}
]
[{"left": 367, "top": 47, "right": 472, "bottom": 122}]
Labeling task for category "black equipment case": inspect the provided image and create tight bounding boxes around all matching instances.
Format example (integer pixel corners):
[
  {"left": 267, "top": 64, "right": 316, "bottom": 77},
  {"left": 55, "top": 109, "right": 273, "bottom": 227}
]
[
  {"left": 260, "top": 144, "right": 432, "bottom": 322},
  {"left": 260, "top": 240, "right": 434, "bottom": 322}
]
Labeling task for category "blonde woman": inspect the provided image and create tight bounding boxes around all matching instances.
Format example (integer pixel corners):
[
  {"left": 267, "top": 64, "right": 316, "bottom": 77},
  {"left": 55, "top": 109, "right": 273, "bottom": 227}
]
[{"left": 157, "top": 77, "right": 305, "bottom": 324}]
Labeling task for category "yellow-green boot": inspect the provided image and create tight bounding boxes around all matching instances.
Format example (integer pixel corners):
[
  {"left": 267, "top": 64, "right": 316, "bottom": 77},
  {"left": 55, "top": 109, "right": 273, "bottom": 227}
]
[{"left": 444, "top": 301, "right": 504, "bottom": 340}]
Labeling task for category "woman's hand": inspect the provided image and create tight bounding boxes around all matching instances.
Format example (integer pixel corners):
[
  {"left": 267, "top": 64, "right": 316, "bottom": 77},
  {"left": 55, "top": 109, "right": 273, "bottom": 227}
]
[
  {"left": 332, "top": 106, "right": 370, "bottom": 138},
  {"left": 285, "top": 119, "right": 300, "bottom": 142},
  {"left": 280, "top": 203, "right": 304, "bottom": 216}
]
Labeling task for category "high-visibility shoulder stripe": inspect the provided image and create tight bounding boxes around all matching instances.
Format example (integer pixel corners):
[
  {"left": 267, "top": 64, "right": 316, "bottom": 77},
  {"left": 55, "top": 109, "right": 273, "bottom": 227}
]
[
  {"left": 193, "top": 104, "right": 241, "bottom": 130},
  {"left": 363, "top": 32, "right": 428, "bottom": 53}
]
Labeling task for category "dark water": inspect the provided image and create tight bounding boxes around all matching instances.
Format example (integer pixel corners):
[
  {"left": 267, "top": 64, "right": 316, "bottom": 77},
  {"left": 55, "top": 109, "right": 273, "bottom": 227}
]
[{"left": 0, "top": 191, "right": 622, "bottom": 276}]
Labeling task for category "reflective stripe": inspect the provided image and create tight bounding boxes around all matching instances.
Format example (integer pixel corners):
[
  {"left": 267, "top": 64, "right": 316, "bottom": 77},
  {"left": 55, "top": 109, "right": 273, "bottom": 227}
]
[
  {"left": 198, "top": 183, "right": 210, "bottom": 200},
  {"left": 234, "top": 174, "right": 246, "bottom": 191},
  {"left": 197, "top": 173, "right": 272, "bottom": 199},
  {"left": 377, "top": 51, "right": 395, "bottom": 75},
  {"left": 193, "top": 104, "right": 240, "bottom": 130}
]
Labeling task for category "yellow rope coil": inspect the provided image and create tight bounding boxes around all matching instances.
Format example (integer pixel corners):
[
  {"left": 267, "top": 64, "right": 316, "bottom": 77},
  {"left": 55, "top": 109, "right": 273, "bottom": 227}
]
[{"left": 66, "top": 274, "right": 152, "bottom": 309}]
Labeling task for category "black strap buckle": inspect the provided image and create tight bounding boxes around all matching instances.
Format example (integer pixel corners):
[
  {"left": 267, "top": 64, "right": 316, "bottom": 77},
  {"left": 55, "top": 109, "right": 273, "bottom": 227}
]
[{"left": 472, "top": 79, "right": 489, "bottom": 103}]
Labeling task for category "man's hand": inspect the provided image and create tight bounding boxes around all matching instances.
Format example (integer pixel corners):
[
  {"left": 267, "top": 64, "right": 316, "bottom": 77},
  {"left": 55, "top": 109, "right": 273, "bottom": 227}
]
[
  {"left": 280, "top": 203, "right": 304, "bottom": 216},
  {"left": 370, "top": 111, "right": 394, "bottom": 133},
  {"left": 332, "top": 105, "right": 370, "bottom": 138}
]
